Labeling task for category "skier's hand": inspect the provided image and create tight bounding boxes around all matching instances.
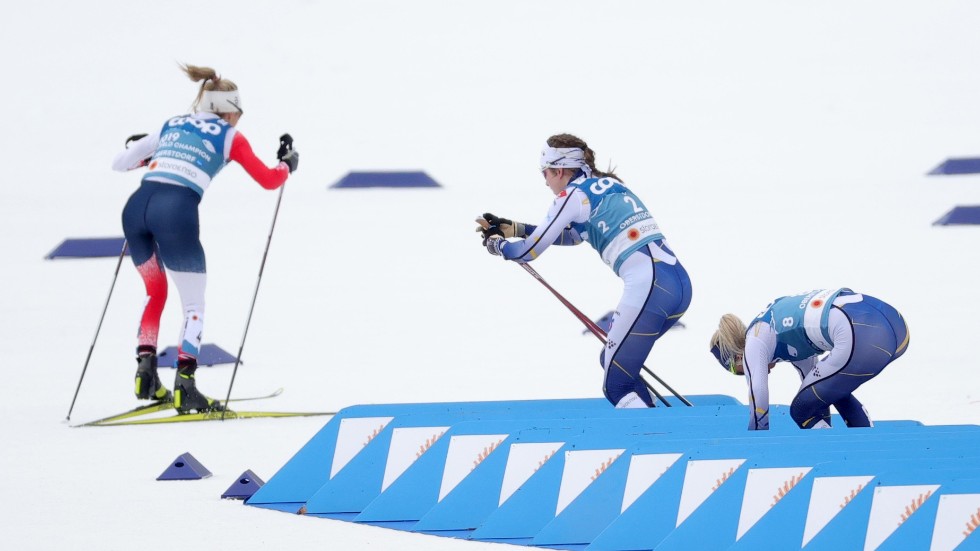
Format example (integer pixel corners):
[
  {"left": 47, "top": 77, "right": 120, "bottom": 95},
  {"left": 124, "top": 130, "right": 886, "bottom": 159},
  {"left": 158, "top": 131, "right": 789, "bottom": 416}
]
[
  {"left": 277, "top": 133, "right": 294, "bottom": 161},
  {"left": 280, "top": 149, "right": 299, "bottom": 173},
  {"left": 484, "top": 235, "right": 505, "bottom": 257},
  {"left": 125, "top": 133, "right": 148, "bottom": 148},
  {"left": 475, "top": 212, "right": 524, "bottom": 245},
  {"left": 124, "top": 134, "right": 152, "bottom": 168},
  {"left": 276, "top": 133, "right": 298, "bottom": 173}
]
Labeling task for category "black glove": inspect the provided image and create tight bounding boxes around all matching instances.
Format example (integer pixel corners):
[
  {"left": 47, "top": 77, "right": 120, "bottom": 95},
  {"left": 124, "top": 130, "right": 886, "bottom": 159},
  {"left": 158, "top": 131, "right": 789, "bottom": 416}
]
[
  {"left": 476, "top": 212, "right": 526, "bottom": 245},
  {"left": 281, "top": 150, "right": 299, "bottom": 173},
  {"left": 276, "top": 133, "right": 298, "bottom": 173},
  {"left": 482, "top": 212, "right": 511, "bottom": 239},
  {"left": 125, "top": 133, "right": 148, "bottom": 148},
  {"left": 277, "top": 133, "right": 294, "bottom": 161}
]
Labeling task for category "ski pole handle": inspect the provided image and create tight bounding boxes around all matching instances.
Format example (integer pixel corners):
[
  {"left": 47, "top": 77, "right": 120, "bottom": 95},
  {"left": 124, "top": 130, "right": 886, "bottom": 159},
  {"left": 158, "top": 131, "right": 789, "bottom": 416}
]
[{"left": 277, "top": 133, "right": 294, "bottom": 161}]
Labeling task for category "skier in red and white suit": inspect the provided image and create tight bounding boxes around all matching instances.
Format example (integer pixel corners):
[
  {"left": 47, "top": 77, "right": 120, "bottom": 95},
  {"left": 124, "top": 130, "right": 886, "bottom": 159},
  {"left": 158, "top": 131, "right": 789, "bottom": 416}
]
[{"left": 112, "top": 63, "right": 298, "bottom": 413}]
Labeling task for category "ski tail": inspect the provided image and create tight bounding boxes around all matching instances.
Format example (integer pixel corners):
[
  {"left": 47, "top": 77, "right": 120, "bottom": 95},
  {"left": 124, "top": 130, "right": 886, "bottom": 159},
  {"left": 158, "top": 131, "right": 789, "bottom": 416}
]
[{"left": 76, "top": 400, "right": 174, "bottom": 426}]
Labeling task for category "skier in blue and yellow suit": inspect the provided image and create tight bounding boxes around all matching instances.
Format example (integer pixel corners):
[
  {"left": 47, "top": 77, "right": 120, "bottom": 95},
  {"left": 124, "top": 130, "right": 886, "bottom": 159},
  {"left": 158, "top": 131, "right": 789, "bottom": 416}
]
[
  {"left": 709, "top": 288, "right": 909, "bottom": 430},
  {"left": 477, "top": 133, "right": 692, "bottom": 408}
]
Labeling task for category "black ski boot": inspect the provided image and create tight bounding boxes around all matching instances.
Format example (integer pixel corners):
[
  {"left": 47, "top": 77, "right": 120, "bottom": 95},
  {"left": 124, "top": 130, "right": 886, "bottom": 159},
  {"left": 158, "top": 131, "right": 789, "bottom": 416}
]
[
  {"left": 134, "top": 350, "right": 172, "bottom": 402},
  {"left": 173, "top": 359, "right": 224, "bottom": 414}
]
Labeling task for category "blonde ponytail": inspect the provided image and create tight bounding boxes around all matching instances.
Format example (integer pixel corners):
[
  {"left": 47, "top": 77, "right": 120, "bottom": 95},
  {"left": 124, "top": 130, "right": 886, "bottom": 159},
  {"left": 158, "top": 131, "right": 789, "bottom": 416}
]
[
  {"left": 179, "top": 63, "right": 238, "bottom": 112},
  {"left": 709, "top": 314, "right": 747, "bottom": 364}
]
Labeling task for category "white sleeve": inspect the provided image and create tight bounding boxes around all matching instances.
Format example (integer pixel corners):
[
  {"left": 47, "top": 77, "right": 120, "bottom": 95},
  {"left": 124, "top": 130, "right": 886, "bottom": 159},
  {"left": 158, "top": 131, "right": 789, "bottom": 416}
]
[
  {"left": 111, "top": 133, "right": 159, "bottom": 172},
  {"left": 800, "top": 307, "right": 853, "bottom": 386},
  {"left": 743, "top": 321, "right": 777, "bottom": 430},
  {"left": 500, "top": 187, "right": 590, "bottom": 262}
]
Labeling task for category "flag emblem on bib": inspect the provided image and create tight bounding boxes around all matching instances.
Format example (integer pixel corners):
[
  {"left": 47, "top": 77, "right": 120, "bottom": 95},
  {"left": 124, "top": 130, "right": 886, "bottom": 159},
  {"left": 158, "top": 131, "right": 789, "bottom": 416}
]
[
  {"left": 628, "top": 228, "right": 640, "bottom": 241},
  {"left": 811, "top": 300, "right": 823, "bottom": 308}
]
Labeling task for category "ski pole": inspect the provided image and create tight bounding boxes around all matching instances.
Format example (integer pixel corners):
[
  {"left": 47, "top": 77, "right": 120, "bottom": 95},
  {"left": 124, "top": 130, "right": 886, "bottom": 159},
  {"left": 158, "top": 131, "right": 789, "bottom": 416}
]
[
  {"left": 221, "top": 181, "right": 286, "bottom": 420},
  {"left": 66, "top": 240, "right": 129, "bottom": 421},
  {"left": 221, "top": 133, "right": 294, "bottom": 419},
  {"left": 518, "top": 263, "right": 671, "bottom": 406},
  {"left": 518, "top": 262, "right": 693, "bottom": 407}
]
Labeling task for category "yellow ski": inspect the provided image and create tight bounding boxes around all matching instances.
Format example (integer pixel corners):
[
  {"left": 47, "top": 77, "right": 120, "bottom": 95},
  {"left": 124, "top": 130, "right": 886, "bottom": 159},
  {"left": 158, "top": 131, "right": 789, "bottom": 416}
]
[
  {"left": 86, "top": 409, "right": 333, "bottom": 426},
  {"left": 73, "top": 388, "right": 286, "bottom": 427}
]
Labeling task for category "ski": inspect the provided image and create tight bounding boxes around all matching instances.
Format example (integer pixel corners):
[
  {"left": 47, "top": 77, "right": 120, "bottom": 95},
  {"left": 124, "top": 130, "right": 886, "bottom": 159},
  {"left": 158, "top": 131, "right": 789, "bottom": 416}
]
[
  {"left": 72, "top": 388, "right": 285, "bottom": 427},
  {"left": 87, "top": 409, "right": 333, "bottom": 426},
  {"left": 75, "top": 400, "right": 174, "bottom": 426}
]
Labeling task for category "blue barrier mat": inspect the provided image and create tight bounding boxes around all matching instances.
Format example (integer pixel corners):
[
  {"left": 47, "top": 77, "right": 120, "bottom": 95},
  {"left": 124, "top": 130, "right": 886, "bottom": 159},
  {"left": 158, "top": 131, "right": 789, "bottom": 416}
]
[
  {"left": 800, "top": 467, "right": 980, "bottom": 551},
  {"left": 157, "top": 343, "right": 238, "bottom": 367},
  {"left": 473, "top": 427, "right": 979, "bottom": 546},
  {"left": 412, "top": 407, "right": 809, "bottom": 534},
  {"left": 330, "top": 171, "right": 441, "bottom": 188},
  {"left": 302, "top": 407, "right": 747, "bottom": 517},
  {"left": 530, "top": 424, "right": 957, "bottom": 548},
  {"left": 45, "top": 237, "right": 127, "bottom": 259},
  {"left": 246, "top": 395, "right": 980, "bottom": 550},
  {"left": 730, "top": 461, "right": 980, "bottom": 551},
  {"left": 928, "top": 157, "right": 980, "bottom": 175},
  {"left": 356, "top": 410, "right": 759, "bottom": 526},
  {"left": 247, "top": 398, "right": 612, "bottom": 511},
  {"left": 587, "top": 430, "right": 980, "bottom": 551},
  {"left": 315, "top": 409, "right": 890, "bottom": 527},
  {"left": 933, "top": 205, "right": 980, "bottom": 226},
  {"left": 649, "top": 450, "right": 980, "bottom": 550},
  {"left": 247, "top": 396, "right": 738, "bottom": 511}
]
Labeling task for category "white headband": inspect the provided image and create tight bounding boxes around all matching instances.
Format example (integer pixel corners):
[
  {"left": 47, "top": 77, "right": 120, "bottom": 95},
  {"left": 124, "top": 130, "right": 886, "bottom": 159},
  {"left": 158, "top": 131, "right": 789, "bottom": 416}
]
[
  {"left": 200, "top": 90, "right": 243, "bottom": 114},
  {"left": 540, "top": 145, "right": 592, "bottom": 178}
]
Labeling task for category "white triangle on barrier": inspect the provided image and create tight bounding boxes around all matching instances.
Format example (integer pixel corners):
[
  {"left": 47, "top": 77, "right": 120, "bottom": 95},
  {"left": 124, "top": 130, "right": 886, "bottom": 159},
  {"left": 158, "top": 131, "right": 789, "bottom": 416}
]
[
  {"left": 930, "top": 493, "right": 980, "bottom": 551},
  {"left": 621, "top": 453, "right": 683, "bottom": 513},
  {"left": 555, "top": 449, "right": 625, "bottom": 516},
  {"left": 864, "top": 484, "right": 941, "bottom": 551},
  {"left": 498, "top": 442, "right": 564, "bottom": 506},
  {"left": 676, "top": 458, "right": 746, "bottom": 527},
  {"left": 380, "top": 426, "right": 449, "bottom": 492},
  {"left": 437, "top": 434, "right": 508, "bottom": 502},
  {"left": 330, "top": 416, "right": 394, "bottom": 479},
  {"left": 736, "top": 466, "right": 812, "bottom": 540},
  {"left": 802, "top": 475, "right": 875, "bottom": 547}
]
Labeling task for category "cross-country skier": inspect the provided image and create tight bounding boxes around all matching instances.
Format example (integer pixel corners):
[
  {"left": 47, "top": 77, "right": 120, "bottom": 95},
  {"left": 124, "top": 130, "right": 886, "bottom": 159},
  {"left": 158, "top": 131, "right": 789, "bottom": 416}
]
[
  {"left": 477, "top": 133, "right": 692, "bottom": 408},
  {"left": 111, "top": 64, "right": 299, "bottom": 413},
  {"left": 709, "top": 288, "right": 909, "bottom": 430}
]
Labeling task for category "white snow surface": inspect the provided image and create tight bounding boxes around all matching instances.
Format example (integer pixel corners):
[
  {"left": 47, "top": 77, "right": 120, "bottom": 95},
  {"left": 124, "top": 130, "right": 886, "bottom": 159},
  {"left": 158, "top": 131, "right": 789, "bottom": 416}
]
[{"left": 3, "top": 1, "right": 980, "bottom": 549}]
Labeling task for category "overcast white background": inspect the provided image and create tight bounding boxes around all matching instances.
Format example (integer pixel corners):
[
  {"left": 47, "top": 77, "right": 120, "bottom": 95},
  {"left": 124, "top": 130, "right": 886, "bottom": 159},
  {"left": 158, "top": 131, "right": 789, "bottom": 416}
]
[{"left": 2, "top": 1, "right": 979, "bottom": 549}]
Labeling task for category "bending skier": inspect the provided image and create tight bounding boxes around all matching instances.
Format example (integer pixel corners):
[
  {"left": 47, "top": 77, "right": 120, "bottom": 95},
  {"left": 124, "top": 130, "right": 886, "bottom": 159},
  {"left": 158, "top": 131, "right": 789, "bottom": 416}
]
[
  {"left": 477, "top": 133, "right": 692, "bottom": 408},
  {"left": 709, "top": 288, "right": 909, "bottom": 430}
]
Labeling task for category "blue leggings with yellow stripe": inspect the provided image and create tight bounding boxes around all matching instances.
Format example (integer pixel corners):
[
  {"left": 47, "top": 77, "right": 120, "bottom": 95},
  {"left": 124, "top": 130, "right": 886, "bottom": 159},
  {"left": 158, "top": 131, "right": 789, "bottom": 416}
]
[
  {"left": 790, "top": 294, "right": 909, "bottom": 427},
  {"left": 600, "top": 245, "right": 692, "bottom": 407}
]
